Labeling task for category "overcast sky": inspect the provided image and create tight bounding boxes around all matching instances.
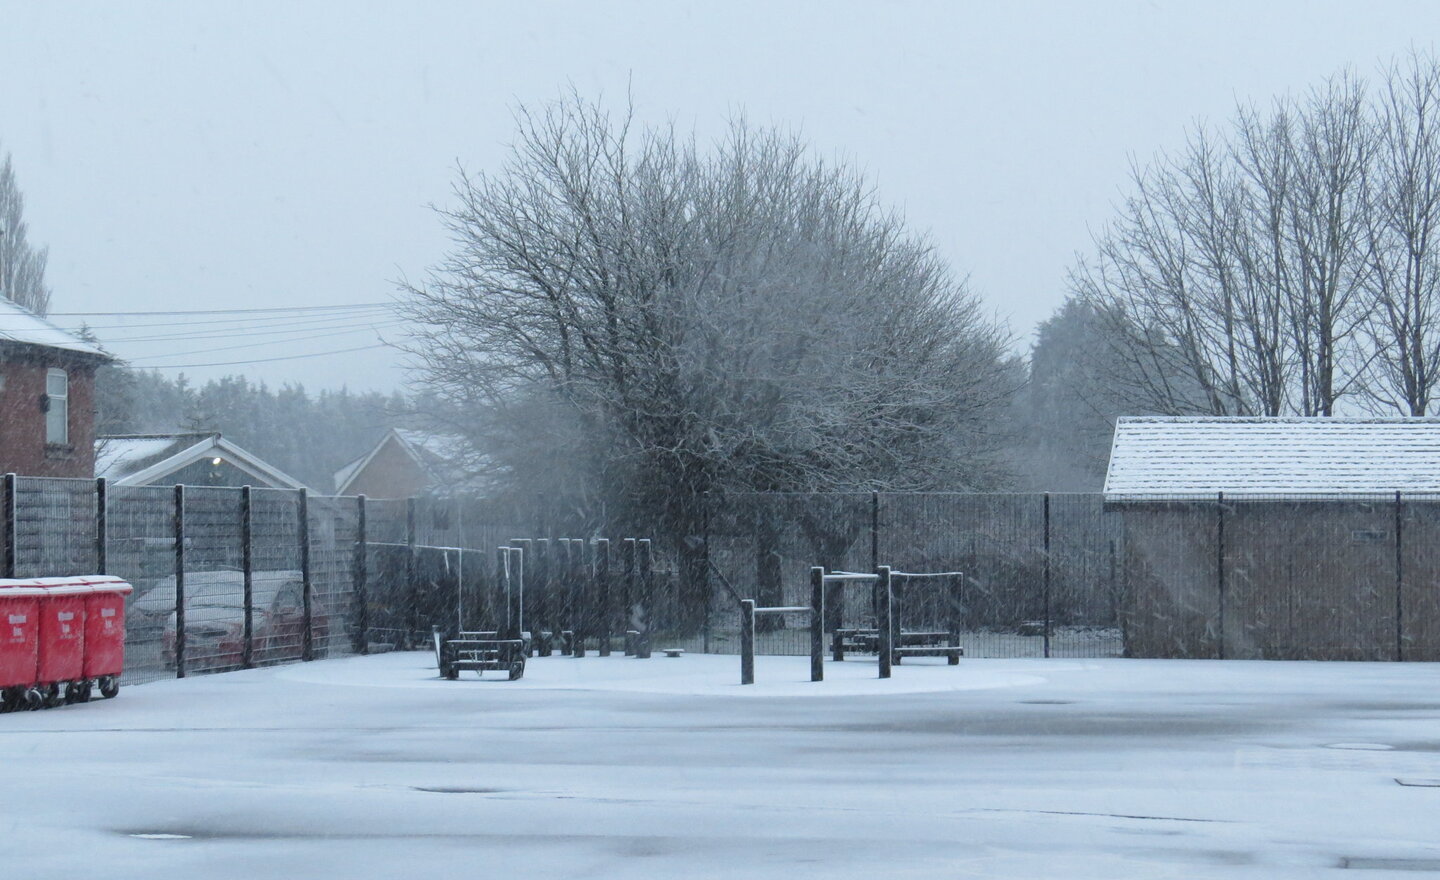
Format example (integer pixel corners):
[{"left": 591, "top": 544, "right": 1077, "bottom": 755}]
[{"left": 2, "top": 0, "right": 1439, "bottom": 392}]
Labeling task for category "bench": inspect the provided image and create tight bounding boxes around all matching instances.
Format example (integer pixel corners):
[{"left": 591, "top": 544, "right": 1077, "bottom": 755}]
[
  {"left": 831, "top": 628, "right": 962, "bottom": 665},
  {"left": 433, "top": 628, "right": 531, "bottom": 681}
]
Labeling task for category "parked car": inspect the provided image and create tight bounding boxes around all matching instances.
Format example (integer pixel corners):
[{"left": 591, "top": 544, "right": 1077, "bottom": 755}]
[{"left": 148, "top": 570, "right": 329, "bottom": 670}]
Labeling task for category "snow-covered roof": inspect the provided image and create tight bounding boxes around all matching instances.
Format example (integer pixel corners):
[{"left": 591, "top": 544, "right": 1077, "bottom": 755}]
[
  {"left": 1104, "top": 416, "right": 1440, "bottom": 500},
  {"left": 334, "top": 427, "right": 490, "bottom": 495},
  {"left": 0, "top": 297, "right": 108, "bottom": 358},
  {"left": 96, "top": 433, "right": 309, "bottom": 489}
]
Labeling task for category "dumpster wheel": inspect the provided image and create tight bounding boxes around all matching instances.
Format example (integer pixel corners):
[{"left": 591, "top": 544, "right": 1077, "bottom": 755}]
[
  {"left": 65, "top": 681, "right": 91, "bottom": 704},
  {"left": 98, "top": 676, "right": 119, "bottom": 699}
]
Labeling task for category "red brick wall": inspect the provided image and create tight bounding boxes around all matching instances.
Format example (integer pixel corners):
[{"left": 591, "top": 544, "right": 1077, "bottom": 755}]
[
  {"left": 343, "top": 436, "right": 430, "bottom": 498},
  {"left": 0, "top": 351, "right": 99, "bottom": 478}
]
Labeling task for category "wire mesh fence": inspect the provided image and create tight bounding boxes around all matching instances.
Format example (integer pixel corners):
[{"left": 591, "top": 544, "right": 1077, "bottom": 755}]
[{"left": 5, "top": 479, "right": 1440, "bottom": 687}]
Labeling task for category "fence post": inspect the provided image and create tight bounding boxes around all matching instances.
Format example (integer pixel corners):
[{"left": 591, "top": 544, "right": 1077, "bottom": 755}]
[
  {"left": 496, "top": 546, "right": 513, "bottom": 637},
  {"left": 572, "top": 539, "right": 588, "bottom": 658},
  {"left": 2, "top": 473, "right": 15, "bottom": 579},
  {"left": 1042, "top": 493, "right": 1052, "bottom": 659},
  {"left": 877, "top": 565, "right": 892, "bottom": 679},
  {"left": 622, "top": 538, "right": 637, "bottom": 655},
  {"left": 355, "top": 494, "right": 368, "bottom": 654},
  {"left": 405, "top": 497, "right": 417, "bottom": 648},
  {"left": 174, "top": 484, "right": 186, "bottom": 679},
  {"left": 595, "top": 538, "right": 611, "bottom": 656},
  {"left": 1217, "top": 491, "right": 1226, "bottom": 660},
  {"left": 241, "top": 485, "right": 254, "bottom": 669},
  {"left": 636, "top": 538, "right": 653, "bottom": 658},
  {"left": 702, "top": 491, "right": 712, "bottom": 655},
  {"left": 1395, "top": 490, "right": 1404, "bottom": 662},
  {"left": 298, "top": 488, "right": 313, "bottom": 662},
  {"left": 810, "top": 566, "right": 824, "bottom": 682},
  {"left": 740, "top": 599, "right": 756, "bottom": 685},
  {"left": 870, "top": 491, "right": 880, "bottom": 572},
  {"left": 523, "top": 538, "right": 545, "bottom": 655},
  {"left": 95, "top": 477, "right": 107, "bottom": 575},
  {"left": 508, "top": 545, "right": 525, "bottom": 636},
  {"left": 947, "top": 571, "right": 962, "bottom": 665},
  {"left": 552, "top": 538, "right": 568, "bottom": 648}
]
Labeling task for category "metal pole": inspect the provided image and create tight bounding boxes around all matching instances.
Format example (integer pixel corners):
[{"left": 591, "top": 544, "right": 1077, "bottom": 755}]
[
  {"left": 637, "top": 539, "right": 653, "bottom": 658},
  {"left": 877, "top": 565, "right": 892, "bottom": 679},
  {"left": 299, "top": 489, "right": 313, "bottom": 661},
  {"left": 623, "top": 538, "right": 637, "bottom": 655},
  {"left": 1217, "top": 491, "right": 1226, "bottom": 660},
  {"left": 596, "top": 538, "right": 611, "bottom": 656},
  {"left": 870, "top": 491, "right": 880, "bottom": 572},
  {"left": 740, "top": 599, "right": 756, "bottom": 685},
  {"left": 241, "top": 485, "right": 254, "bottom": 669},
  {"left": 174, "top": 484, "right": 186, "bottom": 679},
  {"left": 1395, "top": 490, "right": 1404, "bottom": 662},
  {"left": 496, "top": 547, "right": 512, "bottom": 636},
  {"left": 520, "top": 538, "right": 543, "bottom": 655},
  {"left": 947, "top": 571, "right": 962, "bottom": 665},
  {"left": 95, "top": 477, "right": 108, "bottom": 575},
  {"left": 355, "top": 495, "right": 368, "bottom": 655},
  {"left": 508, "top": 545, "right": 525, "bottom": 636},
  {"left": 702, "top": 491, "right": 712, "bottom": 655},
  {"left": 572, "top": 538, "right": 587, "bottom": 658},
  {"left": 2, "top": 473, "right": 15, "bottom": 579},
  {"left": 1042, "top": 493, "right": 1051, "bottom": 659},
  {"left": 405, "top": 497, "right": 417, "bottom": 648},
  {"left": 809, "top": 566, "right": 824, "bottom": 682}
]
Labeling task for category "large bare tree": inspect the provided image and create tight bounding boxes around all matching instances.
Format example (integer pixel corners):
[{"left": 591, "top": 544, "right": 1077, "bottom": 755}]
[
  {"left": 402, "top": 96, "right": 1013, "bottom": 613},
  {"left": 1364, "top": 53, "right": 1440, "bottom": 414},
  {"left": 1074, "top": 69, "right": 1381, "bottom": 417}
]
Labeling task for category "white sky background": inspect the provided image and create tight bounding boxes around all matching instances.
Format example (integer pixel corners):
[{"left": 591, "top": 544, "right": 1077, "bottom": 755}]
[{"left": 2, "top": 0, "right": 1439, "bottom": 392}]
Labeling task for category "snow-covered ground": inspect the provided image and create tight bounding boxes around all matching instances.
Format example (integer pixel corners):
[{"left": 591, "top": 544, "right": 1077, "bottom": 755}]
[{"left": 4, "top": 652, "right": 1439, "bottom": 879}]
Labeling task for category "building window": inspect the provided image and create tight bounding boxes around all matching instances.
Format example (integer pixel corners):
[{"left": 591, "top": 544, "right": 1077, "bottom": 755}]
[{"left": 46, "top": 368, "right": 68, "bottom": 445}]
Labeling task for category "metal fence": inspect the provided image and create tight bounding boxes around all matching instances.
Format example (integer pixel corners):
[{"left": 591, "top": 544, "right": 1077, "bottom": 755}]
[{"left": 6, "top": 480, "right": 1439, "bottom": 683}]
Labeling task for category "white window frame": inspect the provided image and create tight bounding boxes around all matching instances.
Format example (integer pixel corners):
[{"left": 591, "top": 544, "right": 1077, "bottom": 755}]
[{"left": 46, "top": 368, "right": 68, "bottom": 445}]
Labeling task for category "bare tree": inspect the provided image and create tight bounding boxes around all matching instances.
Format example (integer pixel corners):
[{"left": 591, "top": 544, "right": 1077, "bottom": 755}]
[
  {"left": 0, "top": 145, "right": 52, "bottom": 315},
  {"left": 1074, "top": 70, "right": 1378, "bottom": 417},
  {"left": 401, "top": 95, "right": 1014, "bottom": 612},
  {"left": 1363, "top": 53, "right": 1440, "bottom": 414}
]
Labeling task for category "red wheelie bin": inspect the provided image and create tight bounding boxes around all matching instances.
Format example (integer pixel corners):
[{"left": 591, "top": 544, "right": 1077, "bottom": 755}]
[
  {"left": 81, "top": 576, "right": 132, "bottom": 700},
  {"left": 37, "top": 583, "right": 90, "bottom": 707},
  {"left": 0, "top": 583, "right": 45, "bottom": 712}
]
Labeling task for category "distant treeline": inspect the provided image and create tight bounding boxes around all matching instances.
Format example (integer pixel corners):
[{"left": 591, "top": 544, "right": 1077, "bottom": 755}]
[{"left": 96, "top": 365, "right": 413, "bottom": 492}]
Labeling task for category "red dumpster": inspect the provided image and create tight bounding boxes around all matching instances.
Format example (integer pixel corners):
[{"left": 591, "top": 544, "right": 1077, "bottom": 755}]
[
  {"left": 0, "top": 584, "right": 45, "bottom": 711},
  {"left": 37, "top": 584, "right": 89, "bottom": 706},
  {"left": 81, "top": 576, "right": 132, "bottom": 699}
]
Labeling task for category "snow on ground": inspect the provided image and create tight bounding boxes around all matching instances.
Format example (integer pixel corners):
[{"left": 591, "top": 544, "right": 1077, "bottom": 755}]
[{"left": 3, "top": 652, "right": 1440, "bottom": 879}]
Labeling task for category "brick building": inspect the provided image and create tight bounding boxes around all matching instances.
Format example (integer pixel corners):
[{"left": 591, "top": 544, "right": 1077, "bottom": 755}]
[{"left": 0, "top": 298, "right": 111, "bottom": 478}]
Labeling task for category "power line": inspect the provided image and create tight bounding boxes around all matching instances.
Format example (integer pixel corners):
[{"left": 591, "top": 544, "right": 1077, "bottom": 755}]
[
  {"left": 48, "top": 302, "right": 392, "bottom": 317},
  {"left": 129, "top": 325, "right": 397, "bottom": 363},
  {"left": 33, "top": 306, "right": 395, "bottom": 333},
  {"left": 91, "top": 316, "right": 402, "bottom": 345},
  {"left": 37, "top": 306, "right": 394, "bottom": 334},
  {"left": 137, "top": 341, "right": 391, "bottom": 368}
]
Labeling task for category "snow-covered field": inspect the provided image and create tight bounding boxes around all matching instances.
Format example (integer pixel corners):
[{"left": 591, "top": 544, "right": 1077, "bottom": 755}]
[{"left": 4, "top": 652, "right": 1439, "bottom": 879}]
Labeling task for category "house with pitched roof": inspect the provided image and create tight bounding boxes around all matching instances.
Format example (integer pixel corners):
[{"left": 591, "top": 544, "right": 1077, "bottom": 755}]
[
  {"left": 95, "top": 432, "right": 308, "bottom": 489},
  {"left": 0, "top": 297, "right": 112, "bottom": 478},
  {"left": 1105, "top": 417, "right": 1440, "bottom": 661},
  {"left": 333, "top": 428, "right": 483, "bottom": 498}
]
